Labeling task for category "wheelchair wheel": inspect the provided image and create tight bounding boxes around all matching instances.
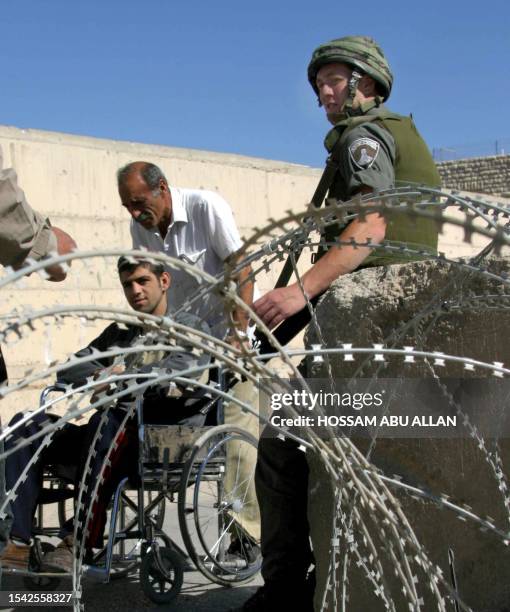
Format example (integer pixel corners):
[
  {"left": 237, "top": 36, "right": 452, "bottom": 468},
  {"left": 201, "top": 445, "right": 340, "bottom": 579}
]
[
  {"left": 139, "top": 546, "right": 183, "bottom": 604},
  {"left": 178, "top": 425, "right": 261, "bottom": 585},
  {"left": 23, "top": 542, "right": 61, "bottom": 591}
]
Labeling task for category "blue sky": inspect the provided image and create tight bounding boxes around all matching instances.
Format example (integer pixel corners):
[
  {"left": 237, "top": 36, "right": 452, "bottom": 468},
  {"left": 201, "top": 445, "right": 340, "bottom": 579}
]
[{"left": 1, "top": 0, "right": 508, "bottom": 167}]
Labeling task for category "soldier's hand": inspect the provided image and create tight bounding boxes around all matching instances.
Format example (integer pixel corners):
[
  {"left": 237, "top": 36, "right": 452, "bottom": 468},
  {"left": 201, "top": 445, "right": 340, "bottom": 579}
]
[
  {"left": 45, "top": 227, "right": 77, "bottom": 281},
  {"left": 253, "top": 284, "right": 306, "bottom": 330}
]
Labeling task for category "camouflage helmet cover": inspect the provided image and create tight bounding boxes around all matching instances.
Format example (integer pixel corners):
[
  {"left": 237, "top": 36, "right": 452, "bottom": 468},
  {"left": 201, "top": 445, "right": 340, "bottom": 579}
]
[{"left": 307, "top": 36, "right": 393, "bottom": 101}]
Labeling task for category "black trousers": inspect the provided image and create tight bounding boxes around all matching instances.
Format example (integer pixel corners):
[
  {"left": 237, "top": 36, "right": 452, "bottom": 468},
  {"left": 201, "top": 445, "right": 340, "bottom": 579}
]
[
  {"left": 5, "top": 412, "right": 87, "bottom": 543},
  {"left": 4, "top": 408, "right": 130, "bottom": 547},
  {"left": 6, "top": 393, "right": 209, "bottom": 547},
  {"left": 255, "top": 431, "right": 314, "bottom": 585},
  {"left": 1, "top": 348, "right": 11, "bottom": 559},
  {"left": 0, "top": 347, "right": 7, "bottom": 385}
]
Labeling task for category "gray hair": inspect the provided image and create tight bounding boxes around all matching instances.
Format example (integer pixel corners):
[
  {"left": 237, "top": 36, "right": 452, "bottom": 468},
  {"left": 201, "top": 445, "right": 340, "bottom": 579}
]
[{"left": 117, "top": 162, "right": 168, "bottom": 191}]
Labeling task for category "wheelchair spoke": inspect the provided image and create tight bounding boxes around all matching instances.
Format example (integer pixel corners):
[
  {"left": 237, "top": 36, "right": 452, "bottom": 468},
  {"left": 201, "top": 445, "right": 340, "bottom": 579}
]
[{"left": 178, "top": 426, "right": 261, "bottom": 585}]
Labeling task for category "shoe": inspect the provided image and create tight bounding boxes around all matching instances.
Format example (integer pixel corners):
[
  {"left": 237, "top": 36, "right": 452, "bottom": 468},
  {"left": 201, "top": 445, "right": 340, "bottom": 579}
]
[
  {"left": 235, "top": 570, "right": 315, "bottom": 612},
  {"left": 42, "top": 535, "right": 74, "bottom": 573},
  {"left": 0, "top": 539, "right": 30, "bottom": 571},
  {"left": 235, "top": 584, "right": 305, "bottom": 612},
  {"left": 304, "top": 567, "right": 316, "bottom": 605},
  {"left": 234, "top": 585, "right": 279, "bottom": 611},
  {"left": 227, "top": 534, "right": 261, "bottom": 565}
]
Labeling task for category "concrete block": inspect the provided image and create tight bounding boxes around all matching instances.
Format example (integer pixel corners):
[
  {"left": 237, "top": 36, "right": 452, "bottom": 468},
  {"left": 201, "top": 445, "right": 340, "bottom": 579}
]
[{"left": 305, "top": 257, "right": 510, "bottom": 611}]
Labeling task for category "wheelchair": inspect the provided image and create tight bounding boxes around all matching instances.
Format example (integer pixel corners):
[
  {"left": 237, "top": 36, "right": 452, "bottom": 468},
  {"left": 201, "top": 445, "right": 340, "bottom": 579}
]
[{"left": 18, "top": 376, "right": 261, "bottom": 605}]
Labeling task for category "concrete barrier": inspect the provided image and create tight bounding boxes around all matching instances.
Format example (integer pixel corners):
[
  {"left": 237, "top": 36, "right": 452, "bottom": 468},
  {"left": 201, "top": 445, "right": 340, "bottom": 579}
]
[{"left": 306, "top": 257, "right": 510, "bottom": 611}]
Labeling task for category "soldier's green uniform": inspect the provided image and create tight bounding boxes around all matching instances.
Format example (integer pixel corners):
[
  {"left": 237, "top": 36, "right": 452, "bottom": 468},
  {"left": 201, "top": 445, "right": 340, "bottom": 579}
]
[
  {"left": 0, "top": 146, "right": 57, "bottom": 270},
  {"left": 0, "top": 145, "right": 59, "bottom": 383},
  {"left": 322, "top": 101, "right": 441, "bottom": 267},
  {"left": 243, "top": 36, "right": 441, "bottom": 612},
  {"left": 308, "top": 35, "right": 441, "bottom": 268},
  {"left": 0, "top": 145, "right": 61, "bottom": 569}
]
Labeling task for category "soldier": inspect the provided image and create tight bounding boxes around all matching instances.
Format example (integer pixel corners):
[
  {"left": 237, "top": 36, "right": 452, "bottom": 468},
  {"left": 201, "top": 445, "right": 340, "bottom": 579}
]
[
  {"left": 0, "top": 147, "right": 76, "bottom": 382},
  {"left": 0, "top": 148, "right": 76, "bottom": 285},
  {"left": 243, "top": 36, "right": 441, "bottom": 611},
  {"left": 0, "top": 146, "right": 76, "bottom": 572}
]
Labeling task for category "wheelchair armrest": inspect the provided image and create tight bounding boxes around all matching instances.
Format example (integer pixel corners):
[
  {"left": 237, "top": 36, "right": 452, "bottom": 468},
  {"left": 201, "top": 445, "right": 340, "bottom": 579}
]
[
  {"left": 46, "top": 463, "right": 77, "bottom": 483},
  {"left": 39, "top": 383, "right": 67, "bottom": 408}
]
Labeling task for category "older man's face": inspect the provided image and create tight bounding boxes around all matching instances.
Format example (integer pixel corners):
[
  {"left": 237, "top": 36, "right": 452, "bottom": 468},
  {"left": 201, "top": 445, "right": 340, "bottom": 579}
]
[{"left": 119, "top": 171, "right": 170, "bottom": 231}]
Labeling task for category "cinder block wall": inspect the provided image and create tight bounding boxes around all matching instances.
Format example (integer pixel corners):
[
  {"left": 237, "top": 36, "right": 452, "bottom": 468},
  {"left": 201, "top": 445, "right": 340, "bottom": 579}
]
[{"left": 437, "top": 154, "right": 510, "bottom": 197}]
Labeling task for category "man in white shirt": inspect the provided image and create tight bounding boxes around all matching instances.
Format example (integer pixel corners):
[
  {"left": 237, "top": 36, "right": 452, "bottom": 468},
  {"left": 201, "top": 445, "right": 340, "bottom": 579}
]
[
  {"left": 118, "top": 161, "right": 253, "bottom": 340},
  {"left": 118, "top": 161, "right": 260, "bottom": 547}
]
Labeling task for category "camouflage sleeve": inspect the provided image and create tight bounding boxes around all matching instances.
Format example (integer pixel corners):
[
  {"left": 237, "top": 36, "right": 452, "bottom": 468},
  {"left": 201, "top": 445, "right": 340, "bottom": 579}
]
[
  {"left": 0, "top": 147, "right": 57, "bottom": 268},
  {"left": 338, "top": 122, "right": 396, "bottom": 197}
]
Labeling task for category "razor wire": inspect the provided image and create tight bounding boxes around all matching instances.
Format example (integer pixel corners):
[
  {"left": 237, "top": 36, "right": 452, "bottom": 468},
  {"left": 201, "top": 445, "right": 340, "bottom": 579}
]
[
  {"left": 0, "top": 187, "right": 509, "bottom": 610},
  {"left": 323, "top": 213, "right": 510, "bottom": 605}
]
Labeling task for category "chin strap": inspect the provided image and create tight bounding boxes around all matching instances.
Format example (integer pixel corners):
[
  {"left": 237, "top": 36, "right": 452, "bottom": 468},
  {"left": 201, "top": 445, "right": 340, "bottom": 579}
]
[{"left": 343, "top": 70, "right": 362, "bottom": 116}]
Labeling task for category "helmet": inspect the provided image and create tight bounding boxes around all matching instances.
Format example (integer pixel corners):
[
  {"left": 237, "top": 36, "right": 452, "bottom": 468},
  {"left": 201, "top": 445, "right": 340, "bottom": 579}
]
[{"left": 307, "top": 36, "right": 393, "bottom": 101}]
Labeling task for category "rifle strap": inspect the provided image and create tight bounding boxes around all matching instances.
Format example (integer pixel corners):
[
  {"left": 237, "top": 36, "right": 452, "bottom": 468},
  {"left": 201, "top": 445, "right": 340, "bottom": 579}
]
[
  {"left": 254, "top": 156, "right": 340, "bottom": 352},
  {"left": 275, "top": 155, "right": 340, "bottom": 288}
]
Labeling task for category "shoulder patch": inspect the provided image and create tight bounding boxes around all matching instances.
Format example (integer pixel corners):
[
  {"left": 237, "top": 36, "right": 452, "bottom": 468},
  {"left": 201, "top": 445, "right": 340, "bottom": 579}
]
[{"left": 348, "top": 137, "right": 380, "bottom": 169}]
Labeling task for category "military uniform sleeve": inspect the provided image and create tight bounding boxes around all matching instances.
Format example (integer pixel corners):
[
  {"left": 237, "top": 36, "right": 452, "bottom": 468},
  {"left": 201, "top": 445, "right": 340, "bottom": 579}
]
[
  {"left": 0, "top": 147, "right": 57, "bottom": 268},
  {"left": 338, "top": 123, "right": 396, "bottom": 197}
]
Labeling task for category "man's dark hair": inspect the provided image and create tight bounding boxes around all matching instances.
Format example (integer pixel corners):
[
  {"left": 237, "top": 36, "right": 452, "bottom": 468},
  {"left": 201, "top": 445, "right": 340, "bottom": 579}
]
[
  {"left": 117, "top": 162, "right": 168, "bottom": 191},
  {"left": 117, "top": 256, "right": 166, "bottom": 278}
]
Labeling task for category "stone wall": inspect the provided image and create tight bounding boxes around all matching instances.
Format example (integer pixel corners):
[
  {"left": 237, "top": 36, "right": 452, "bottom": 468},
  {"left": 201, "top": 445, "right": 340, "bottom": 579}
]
[
  {"left": 305, "top": 257, "right": 510, "bottom": 611},
  {"left": 437, "top": 154, "right": 510, "bottom": 196}
]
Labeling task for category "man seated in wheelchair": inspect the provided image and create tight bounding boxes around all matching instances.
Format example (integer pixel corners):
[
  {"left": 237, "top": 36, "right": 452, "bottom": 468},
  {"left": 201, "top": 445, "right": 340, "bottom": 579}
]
[{"left": 2, "top": 256, "right": 258, "bottom": 572}]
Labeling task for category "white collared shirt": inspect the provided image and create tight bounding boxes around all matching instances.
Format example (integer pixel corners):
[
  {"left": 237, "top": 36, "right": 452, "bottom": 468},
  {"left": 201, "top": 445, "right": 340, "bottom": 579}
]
[{"left": 130, "top": 187, "right": 244, "bottom": 339}]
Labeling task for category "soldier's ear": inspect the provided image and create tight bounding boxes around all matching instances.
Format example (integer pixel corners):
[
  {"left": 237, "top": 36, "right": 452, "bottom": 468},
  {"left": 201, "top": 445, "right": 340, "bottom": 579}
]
[{"left": 358, "top": 75, "right": 376, "bottom": 97}]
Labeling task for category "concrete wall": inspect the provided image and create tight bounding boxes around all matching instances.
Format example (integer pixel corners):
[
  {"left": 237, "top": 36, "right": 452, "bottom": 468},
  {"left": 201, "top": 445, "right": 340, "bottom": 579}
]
[
  {"left": 437, "top": 154, "right": 510, "bottom": 197},
  {"left": 305, "top": 258, "right": 510, "bottom": 611},
  {"left": 0, "top": 125, "right": 320, "bottom": 417},
  {"left": 0, "top": 124, "right": 505, "bottom": 418}
]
